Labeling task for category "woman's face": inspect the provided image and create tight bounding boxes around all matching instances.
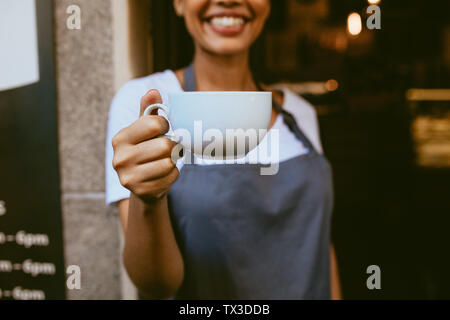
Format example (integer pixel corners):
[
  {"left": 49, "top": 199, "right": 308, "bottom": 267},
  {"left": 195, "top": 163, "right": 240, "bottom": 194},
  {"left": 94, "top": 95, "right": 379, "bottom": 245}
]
[{"left": 174, "top": 0, "right": 271, "bottom": 56}]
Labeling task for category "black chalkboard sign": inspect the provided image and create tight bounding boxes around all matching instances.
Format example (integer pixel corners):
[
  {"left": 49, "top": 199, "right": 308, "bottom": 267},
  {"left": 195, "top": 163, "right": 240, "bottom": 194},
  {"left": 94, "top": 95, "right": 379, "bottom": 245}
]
[{"left": 0, "top": 0, "right": 66, "bottom": 300}]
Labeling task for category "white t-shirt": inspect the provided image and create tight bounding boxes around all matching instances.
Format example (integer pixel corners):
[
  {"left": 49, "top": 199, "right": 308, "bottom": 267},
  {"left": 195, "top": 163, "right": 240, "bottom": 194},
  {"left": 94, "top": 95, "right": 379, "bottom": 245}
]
[{"left": 105, "top": 70, "right": 323, "bottom": 205}]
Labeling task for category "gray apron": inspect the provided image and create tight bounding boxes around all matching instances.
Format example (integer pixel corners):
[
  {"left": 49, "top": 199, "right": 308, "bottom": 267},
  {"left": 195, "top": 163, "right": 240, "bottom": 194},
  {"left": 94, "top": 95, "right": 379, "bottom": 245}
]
[{"left": 167, "top": 65, "right": 334, "bottom": 299}]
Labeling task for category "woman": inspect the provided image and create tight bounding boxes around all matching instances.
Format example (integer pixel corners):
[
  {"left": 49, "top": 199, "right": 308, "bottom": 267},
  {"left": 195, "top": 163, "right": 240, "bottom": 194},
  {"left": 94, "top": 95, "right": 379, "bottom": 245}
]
[{"left": 106, "top": 0, "right": 341, "bottom": 299}]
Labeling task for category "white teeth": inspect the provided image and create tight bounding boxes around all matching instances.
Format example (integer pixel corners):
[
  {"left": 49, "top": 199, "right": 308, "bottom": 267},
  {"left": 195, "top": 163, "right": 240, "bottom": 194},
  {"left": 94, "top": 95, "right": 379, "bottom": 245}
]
[{"left": 210, "top": 16, "right": 245, "bottom": 28}]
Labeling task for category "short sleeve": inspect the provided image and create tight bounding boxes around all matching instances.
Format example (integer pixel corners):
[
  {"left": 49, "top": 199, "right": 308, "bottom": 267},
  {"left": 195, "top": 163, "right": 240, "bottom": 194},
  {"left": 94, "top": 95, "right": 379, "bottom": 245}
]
[{"left": 105, "top": 81, "right": 143, "bottom": 205}]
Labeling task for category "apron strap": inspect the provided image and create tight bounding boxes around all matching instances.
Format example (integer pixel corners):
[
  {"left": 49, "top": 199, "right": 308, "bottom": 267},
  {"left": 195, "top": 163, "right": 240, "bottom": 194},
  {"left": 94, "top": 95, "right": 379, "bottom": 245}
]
[
  {"left": 183, "top": 63, "right": 318, "bottom": 154},
  {"left": 270, "top": 97, "right": 317, "bottom": 154},
  {"left": 184, "top": 63, "right": 197, "bottom": 92}
]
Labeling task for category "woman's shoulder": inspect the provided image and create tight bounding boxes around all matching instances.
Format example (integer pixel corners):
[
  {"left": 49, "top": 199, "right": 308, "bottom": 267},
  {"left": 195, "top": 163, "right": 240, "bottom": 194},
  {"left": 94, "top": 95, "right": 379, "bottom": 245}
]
[
  {"left": 275, "top": 85, "right": 317, "bottom": 119},
  {"left": 115, "top": 69, "right": 182, "bottom": 101}
]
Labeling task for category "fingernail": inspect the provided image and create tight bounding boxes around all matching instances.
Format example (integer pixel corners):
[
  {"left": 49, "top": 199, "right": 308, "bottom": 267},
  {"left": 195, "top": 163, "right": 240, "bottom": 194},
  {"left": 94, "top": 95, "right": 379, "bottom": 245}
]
[{"left": 146, "top": 89, "right": 157, "bottom": 96}]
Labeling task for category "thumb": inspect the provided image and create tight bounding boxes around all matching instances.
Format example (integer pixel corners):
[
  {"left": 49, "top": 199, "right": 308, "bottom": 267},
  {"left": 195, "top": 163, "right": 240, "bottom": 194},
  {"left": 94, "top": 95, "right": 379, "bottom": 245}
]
[{"left": 140, "top": 89, "right": 163, "bottom": 116}]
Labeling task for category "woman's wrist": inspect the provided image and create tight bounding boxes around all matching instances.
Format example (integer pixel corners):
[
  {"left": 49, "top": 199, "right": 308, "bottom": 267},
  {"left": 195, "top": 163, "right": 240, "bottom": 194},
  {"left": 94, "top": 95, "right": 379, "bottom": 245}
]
[{"left": 130, "top": 192, "right": 168, "bottom": 217}]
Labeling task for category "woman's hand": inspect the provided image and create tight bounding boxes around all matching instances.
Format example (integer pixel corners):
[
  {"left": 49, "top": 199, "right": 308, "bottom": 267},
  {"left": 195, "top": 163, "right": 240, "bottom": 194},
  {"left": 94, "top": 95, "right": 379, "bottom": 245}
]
[{"left": 112, "top": 89, "right": 180, "bottom": 204}]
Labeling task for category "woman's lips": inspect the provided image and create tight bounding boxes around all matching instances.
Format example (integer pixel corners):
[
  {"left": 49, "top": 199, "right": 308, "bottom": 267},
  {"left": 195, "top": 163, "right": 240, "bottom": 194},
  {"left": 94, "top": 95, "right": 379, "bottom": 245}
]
[{"left": 204, "top": 16, "right": 248, "bottom": 36}]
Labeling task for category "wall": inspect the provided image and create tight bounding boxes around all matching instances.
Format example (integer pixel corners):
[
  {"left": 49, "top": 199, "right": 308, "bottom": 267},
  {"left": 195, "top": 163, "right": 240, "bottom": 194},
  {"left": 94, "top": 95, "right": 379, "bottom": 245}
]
[{"left": 53, "top": 0, "right": 151, "bottom": 299}]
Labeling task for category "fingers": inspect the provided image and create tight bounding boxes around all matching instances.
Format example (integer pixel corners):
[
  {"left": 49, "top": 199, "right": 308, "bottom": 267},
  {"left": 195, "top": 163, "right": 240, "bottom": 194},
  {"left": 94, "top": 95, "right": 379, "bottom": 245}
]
[
  {"left": 114, "top": 116, "right": 170, "bottom": 146},
  {"left": 133, "top": 157, "right": 177, "bottom": 181},
  {"left": 132, "top": 168, "right": 180, "bottom": 200},
  {"left": 113, "top": 137, "right": 178, "bottom": 171},
  {"left": 140, "top": 89, "right": 163, "bottom": 116},
  {"left": 134, "top": 137, "right": 180, "bottom": 164},
  {"left": 112, "top": 89, "right": 170, "bottom": 147},
  {"left": 117, "top": 157, "right": 179, "bottom": 192}
]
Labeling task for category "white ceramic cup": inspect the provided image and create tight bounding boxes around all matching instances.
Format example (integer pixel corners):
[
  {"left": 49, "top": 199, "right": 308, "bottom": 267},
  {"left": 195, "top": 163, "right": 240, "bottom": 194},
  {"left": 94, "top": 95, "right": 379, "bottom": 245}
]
[{"left": 143, "top": 91, "right": 272, "bottom": 159}]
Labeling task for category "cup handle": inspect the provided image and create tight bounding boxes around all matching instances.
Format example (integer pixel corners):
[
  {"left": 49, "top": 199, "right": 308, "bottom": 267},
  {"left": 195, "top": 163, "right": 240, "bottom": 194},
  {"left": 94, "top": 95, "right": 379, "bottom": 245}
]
[{"left": 143, "top": 104, "right": 179, "bottom": 142}]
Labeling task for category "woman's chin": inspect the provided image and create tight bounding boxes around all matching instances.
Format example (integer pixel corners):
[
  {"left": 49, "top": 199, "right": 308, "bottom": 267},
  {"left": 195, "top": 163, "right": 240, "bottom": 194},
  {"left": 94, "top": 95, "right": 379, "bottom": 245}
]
[{"left": 203, "top": 41, "right": 251, "bottom": 56}]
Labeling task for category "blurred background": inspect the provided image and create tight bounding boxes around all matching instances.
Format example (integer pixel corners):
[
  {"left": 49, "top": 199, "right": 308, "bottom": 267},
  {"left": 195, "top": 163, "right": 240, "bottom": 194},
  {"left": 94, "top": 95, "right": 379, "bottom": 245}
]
[{"left": 0, "top": 0, "right": 449, "bottom": 299}]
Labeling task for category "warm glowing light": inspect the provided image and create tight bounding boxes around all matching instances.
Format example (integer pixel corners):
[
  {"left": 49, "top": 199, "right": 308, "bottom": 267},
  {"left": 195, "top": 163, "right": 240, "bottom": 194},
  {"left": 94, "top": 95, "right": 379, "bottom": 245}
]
[
  {"left": 325, "top": 79, "right": 339, "bottom": 92},
  {"left": 406, "top": 89, "right": 450, "bottom": 101},
  {"left": 347, "top": 12, "right": 362, "bottom": 36},
  {"left": 368, "top": 0, "right": 381, "bottom": 4}
]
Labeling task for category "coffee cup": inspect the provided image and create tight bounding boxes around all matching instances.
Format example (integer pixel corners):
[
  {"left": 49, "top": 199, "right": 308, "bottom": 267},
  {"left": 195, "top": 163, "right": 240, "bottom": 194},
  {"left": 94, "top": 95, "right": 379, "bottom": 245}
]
[{"left": 143, "top": 91, "right": 272, "bottom": 160}]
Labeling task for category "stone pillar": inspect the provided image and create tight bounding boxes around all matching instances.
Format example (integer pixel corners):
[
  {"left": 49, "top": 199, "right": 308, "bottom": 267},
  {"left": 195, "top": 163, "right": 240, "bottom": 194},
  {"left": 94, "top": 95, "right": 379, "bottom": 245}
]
[
  {"left": 54, "top": 0, "right": 151, "bottom": 299},
  {"left": 54, "top": 0, "right": 120, "bottom": 300}
]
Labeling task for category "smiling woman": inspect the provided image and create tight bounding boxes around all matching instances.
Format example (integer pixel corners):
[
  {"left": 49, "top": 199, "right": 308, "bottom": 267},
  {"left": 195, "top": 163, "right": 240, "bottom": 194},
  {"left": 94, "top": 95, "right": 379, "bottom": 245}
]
[
  {"left": 173, "top": 0, "right": 270, "bottom": 55},
  {"left": 106, "top": 0, "right": 340, "bottom": 300}
]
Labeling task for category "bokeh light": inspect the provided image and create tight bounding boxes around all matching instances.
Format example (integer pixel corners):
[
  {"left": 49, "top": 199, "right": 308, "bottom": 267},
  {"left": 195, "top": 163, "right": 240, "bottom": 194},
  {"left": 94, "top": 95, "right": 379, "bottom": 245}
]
[{"left": 347, "top": 12, "right": 362, "bottom": 36}]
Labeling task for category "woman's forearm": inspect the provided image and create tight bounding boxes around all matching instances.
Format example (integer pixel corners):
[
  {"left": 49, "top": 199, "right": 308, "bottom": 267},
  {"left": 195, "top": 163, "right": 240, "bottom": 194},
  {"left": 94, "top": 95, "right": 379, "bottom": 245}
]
[{"left": 122, "top": 193, "right": 184, "bottom": 299}]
